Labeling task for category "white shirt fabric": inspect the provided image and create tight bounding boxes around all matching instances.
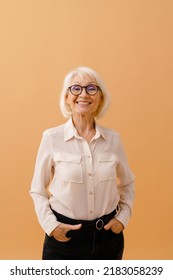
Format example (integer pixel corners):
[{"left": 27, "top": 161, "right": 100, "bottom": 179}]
[{"left": 30, "top": 118, "right": 135, "bottom": 235}]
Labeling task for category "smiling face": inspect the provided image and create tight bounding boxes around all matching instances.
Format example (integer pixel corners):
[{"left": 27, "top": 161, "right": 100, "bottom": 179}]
[{"left": 65, "top": 74, "right": 103, "bottom": 118}]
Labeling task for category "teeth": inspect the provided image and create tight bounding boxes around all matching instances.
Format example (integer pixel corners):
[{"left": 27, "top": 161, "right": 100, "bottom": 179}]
[{"left": 77, "top": 101, "right": 91, "bottom": 105}]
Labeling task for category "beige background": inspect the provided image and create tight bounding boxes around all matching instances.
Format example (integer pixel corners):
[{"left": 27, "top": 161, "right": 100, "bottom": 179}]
[{"left": 0, "top": 0, "right": 173, "bottom": 259}]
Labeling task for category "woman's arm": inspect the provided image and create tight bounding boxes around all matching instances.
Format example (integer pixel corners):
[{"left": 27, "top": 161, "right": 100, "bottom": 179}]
[{"left": 29, "top": 131, "right": 60, "bottom": 235}]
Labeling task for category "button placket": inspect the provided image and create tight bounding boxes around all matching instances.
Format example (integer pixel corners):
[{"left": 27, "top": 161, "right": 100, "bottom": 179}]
[{"left": 82, "top": 141, "right": 95, "bottom": 219}]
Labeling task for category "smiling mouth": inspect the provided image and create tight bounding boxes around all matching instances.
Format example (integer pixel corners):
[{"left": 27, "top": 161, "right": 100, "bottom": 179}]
[{"left": 76, "top": 101, "right": 92, "bottom": 105}]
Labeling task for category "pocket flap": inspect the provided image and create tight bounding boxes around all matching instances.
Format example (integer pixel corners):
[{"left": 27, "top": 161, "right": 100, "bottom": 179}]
[
  {"left": 97, "top": 153, "right": 117, "bottom": 162},
  {"left": 53, "top": 152, "right": 81, "bottom": 163}
]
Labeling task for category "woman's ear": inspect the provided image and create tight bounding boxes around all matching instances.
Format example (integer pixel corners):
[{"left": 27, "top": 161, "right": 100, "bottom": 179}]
[
  {"left": 65, "top": 93, "right": 69, "bottom": 104},
  {"left": 99, "top": 92, "right": 104, "bottom": 105}
]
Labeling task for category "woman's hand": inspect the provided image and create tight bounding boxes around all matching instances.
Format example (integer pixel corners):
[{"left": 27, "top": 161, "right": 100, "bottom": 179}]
[
  {"left": 104, "top": 218, "right": 124, "bottom": 234},
  {"left": 51, "top": 223, "right": 82, "bottom": 242}
]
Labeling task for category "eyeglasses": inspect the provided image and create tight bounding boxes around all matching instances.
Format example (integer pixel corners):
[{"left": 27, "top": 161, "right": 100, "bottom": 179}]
[{"left": 68, "top": 84, "right": 101, "bottom": 96}]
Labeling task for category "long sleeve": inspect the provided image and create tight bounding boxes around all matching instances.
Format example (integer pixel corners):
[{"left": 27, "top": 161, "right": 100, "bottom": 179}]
[
  {"left": 115, "top": 138, "right": 135, "bottom": 227},
  {"left": 30, "top": 131, "right": 60, "bottom": 235}
]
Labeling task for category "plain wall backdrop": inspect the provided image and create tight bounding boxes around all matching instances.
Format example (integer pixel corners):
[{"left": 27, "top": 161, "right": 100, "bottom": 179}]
[{"left": 0, "top": 0, "right": 173, "bottom": 259}]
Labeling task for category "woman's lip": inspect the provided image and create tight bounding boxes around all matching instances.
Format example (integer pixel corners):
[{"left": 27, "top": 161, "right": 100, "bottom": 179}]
[{"left": 76, "top": 101, "right": 92, "bottom": 105}]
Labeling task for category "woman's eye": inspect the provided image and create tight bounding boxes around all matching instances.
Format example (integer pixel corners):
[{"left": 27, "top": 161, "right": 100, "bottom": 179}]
[
  {"left": 72, "top": 86, "right": 81, "bottom": 91},
  {"left": 87, "top": 85, "right": 97, "bottom": 91}
]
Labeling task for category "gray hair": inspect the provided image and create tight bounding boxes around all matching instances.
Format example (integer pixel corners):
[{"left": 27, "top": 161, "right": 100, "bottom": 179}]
[{"left": 59, "top": 66, "right": 111, "bottom": 119}]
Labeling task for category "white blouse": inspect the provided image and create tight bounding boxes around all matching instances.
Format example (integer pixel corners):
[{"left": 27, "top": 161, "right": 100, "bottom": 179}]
[{"left": 30, "top": 118, "right": 135, "bottom": 235}]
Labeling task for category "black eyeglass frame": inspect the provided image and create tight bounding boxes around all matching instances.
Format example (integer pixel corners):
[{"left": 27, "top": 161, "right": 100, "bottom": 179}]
[{"left": 68, "top": 84, "right": 101, "bottom": 96}]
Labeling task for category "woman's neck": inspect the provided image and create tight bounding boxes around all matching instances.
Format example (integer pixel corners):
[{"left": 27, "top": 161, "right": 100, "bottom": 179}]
[{"left": 72, "top": 114, "right": 96, "bottom": 143}]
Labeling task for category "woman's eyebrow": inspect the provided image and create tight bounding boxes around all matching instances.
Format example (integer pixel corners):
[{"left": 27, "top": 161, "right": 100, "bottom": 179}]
[{"left": 71, "top": 80, "right": 97, "bottom": 85}]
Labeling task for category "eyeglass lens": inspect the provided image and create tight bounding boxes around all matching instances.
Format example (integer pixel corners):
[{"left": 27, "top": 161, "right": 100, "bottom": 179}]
[{"left": 70, "top": 84, "right": 98, "bottom": 95}]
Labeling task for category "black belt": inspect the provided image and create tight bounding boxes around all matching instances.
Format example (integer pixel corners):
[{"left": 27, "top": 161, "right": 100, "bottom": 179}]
[{"left": 52, "top": 208, "right": 118, "bottom": 231}]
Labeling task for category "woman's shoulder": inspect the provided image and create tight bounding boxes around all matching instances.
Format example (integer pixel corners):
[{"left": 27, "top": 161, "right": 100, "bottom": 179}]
[
  {"left": 43, "top": 123, "right": 66, "bottom": 137},
  {"left": 97, "top": 123, "right": 120, "bottom": 138}
]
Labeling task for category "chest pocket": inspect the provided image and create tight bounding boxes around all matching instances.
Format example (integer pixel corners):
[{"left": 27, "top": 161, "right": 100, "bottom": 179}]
[
  {"left": 53, "top": 153, "right": 83, "bottom": 183},
  {"left": 97, "top": 153, "right": 118, "bottom": 181}
]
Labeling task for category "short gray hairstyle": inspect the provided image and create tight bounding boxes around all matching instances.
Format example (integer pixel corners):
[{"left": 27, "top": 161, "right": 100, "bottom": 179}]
[{"left": 59, "top": 66, "right": 111, "bottom": 119}]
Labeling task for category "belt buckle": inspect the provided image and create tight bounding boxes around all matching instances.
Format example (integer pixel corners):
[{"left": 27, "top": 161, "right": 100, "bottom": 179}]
[{"left": 96, "top": 218, "right": 104, "bottom": 230}]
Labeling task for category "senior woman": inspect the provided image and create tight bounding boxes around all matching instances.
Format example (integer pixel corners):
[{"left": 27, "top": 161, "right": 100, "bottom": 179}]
[{"left": 30, "top": 66, "right": 135, "bottom": 260}]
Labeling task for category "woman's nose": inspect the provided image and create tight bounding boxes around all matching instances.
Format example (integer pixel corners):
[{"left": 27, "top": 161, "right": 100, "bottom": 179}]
[{"left": 80, "top": 87, "right": 88, "bottom": 97}]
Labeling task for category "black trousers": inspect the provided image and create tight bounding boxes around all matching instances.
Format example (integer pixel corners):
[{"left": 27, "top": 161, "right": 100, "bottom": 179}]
[{"left": 42, "top": 210, "right": 124, "bottom": 260}]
